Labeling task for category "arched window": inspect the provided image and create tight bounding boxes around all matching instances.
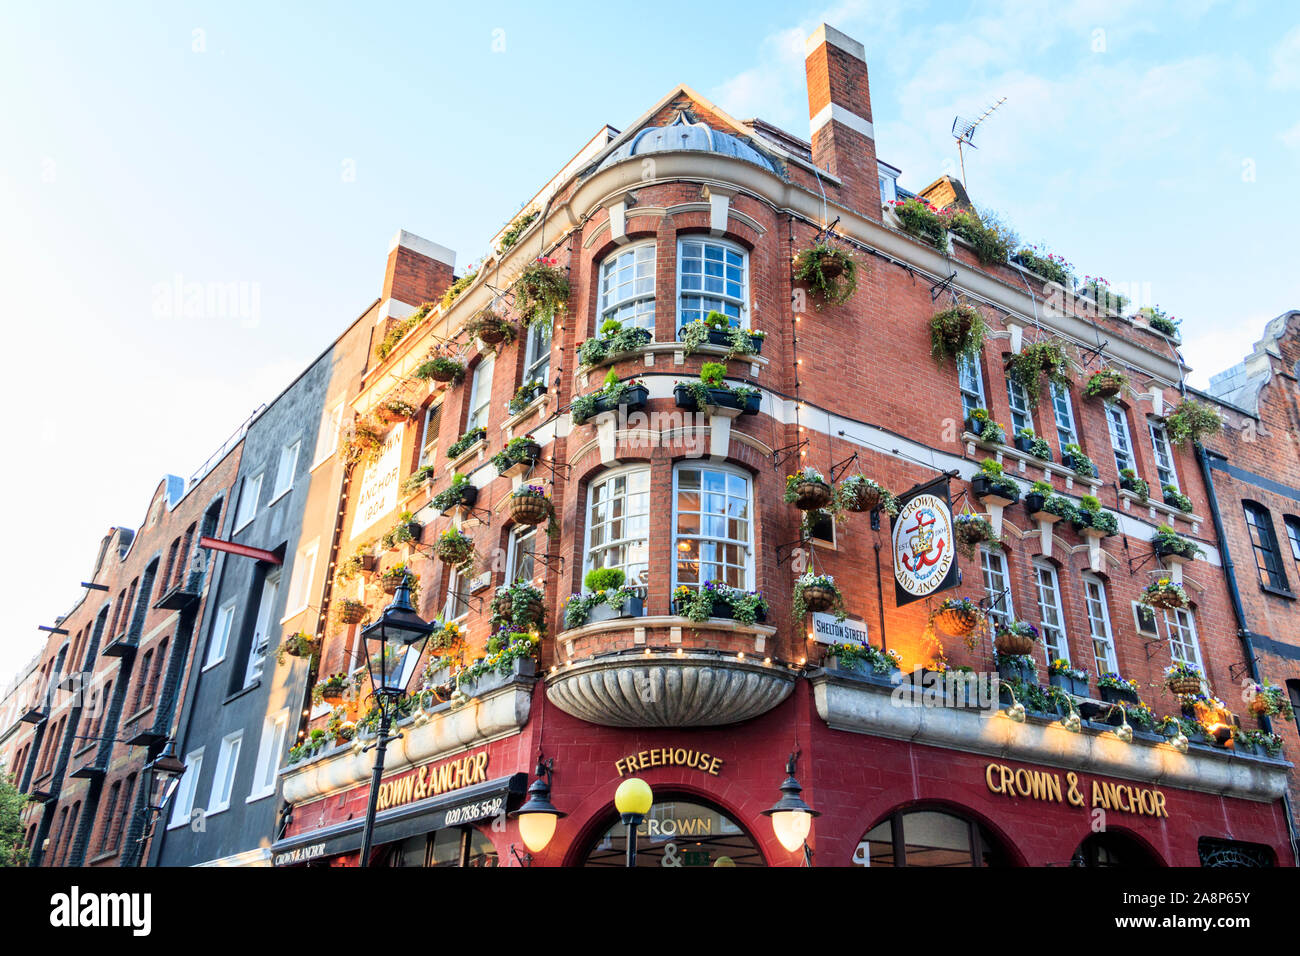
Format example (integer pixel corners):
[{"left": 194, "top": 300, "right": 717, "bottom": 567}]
[
  {"left": 598, "top": 241, "right": 656, "bottom": 331},
  {"left": 859, "top": 808, "right": 1009, "bottom": 867},
  {"left": 672, "top": 463, "right": 753, "bottom": 590},
  {"left": 582, "top": 466, "right": 651, "bottom": 587},
  {"left": 1072, "top": 831, "right": 1162, "bottom": 867},
  {"left": 580, "top": 795, "right": 766, "bottom": 867},
  {"left": 677, "top": 238, "right": 747, "bottom": 330}
]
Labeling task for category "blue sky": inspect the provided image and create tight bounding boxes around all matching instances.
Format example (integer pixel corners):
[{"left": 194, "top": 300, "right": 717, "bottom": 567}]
[{"left": 1, "top": 0, "right": 1297, "bottom": 681}]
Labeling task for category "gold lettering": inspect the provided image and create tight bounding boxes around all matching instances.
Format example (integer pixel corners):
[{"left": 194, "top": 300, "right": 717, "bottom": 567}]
[
  {"left": 1091, "top": 781, "right": 1109, "bottom": 809},
  {"left": 476, "top": 751, "right": 489, "bottom": 784},
  {"left": 1014, "top": 768, "right": 1032, "bottom": 797},
  {"left": 649, "top": 749, "right": 661, "bottom": 768},
  {"left": 674, "top": 748, "right": 687, "bottom": 764},
  {"left": 986, "top": 763, "right": 1003, "bottom": 794},
  {"left": 709, "top": 757, "right": 722, "bottom": 776},
  {"left": 614, "top": 758, "right": 626, "bottom": 777},
  {"left": 1115, "top": 785, "right": 1131, "bottom": 812},
  {"left": 1043, "top": 772, "right": 1062, "bottom": 804},
  {"left": 998, "top": 765, "right": 1015, "bottom": 795},
  {"left": 1152, "top": 790, "right": 1168, "bottom": 818},
  {"left": 638, "top": 750, "right": 648, "bottom": 770}
]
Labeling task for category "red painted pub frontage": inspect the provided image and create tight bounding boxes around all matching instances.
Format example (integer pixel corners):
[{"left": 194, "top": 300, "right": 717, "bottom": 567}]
[{"left": 271, "top": 22, "right": 1295, "bottom": 869}]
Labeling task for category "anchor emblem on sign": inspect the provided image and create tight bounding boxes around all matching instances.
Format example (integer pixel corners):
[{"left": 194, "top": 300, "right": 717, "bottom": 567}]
[{"left": 901, "top": 508, "right": 945, "bottom": 573}]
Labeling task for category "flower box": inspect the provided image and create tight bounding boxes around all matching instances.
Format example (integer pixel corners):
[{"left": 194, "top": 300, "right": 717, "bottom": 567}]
[
  {"left": 573, "top": 383, "right": 649, "bottom": 425},
  {"left": 495, "top": 440, "right": 541, "bottom": 478},
  {"left": 1062, "top": 452, "right": 1097, "bottom": 477},
  {"left": 685, "top": 327, "right": 762, "bottom": 355},
  {"left": 671, "top": 597, "right": 768, "bottom": 623},
  {"left": 457, "top": 656, "right": 536, "bottom": 699},
  {"left": 586, "top": 594, "right": 645, "bottom": 625},
  {"left": 972, "top": 475, "right": 1020, "bottom": 505},
  {"left": 996, "top": 656, "right": 1035, "bottom": 684},
  {"left": 672, "top": 384, "right": 761, "bottom": 415},
  {"left": 438, "top": 486, "right": 477, "bottom": 517},
  {"left": 1099, "top": 684, "right": 1140, "bottom": 706},
  {"left": 1049, "top": 672, "right": 1090, "bottom": 697}
]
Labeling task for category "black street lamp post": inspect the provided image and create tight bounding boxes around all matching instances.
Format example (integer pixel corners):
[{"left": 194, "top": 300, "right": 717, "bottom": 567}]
[
  {"left": 135, "top": 739, "right": 187, "bottom": 867},
  {"left": 357, "top": 575, "right": 434, "bottom": 868}
]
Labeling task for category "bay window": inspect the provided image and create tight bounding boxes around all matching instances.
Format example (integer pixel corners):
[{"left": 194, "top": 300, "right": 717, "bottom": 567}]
[
  {"left": 673, "top": 464, "right": 752, "bottom": 590},
  {"left": 599, "top": 242, "right": 656, "bottom": 331},
  {"left": 677, "top": 238, "right": 747, "bottom": 329},
  {"left": 583, "top": 466, "right": 650, "bottom": 587}
]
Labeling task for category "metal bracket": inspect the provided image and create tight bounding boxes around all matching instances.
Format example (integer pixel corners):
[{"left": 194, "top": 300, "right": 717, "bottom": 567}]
[
  {"left": 776, "top": 536, "right": 811, "bottom": 568},
  {"left": 1227, "top": 659, "right": 1255, "bottom": 682},
  {"left": 771, "top": 438, "right": 809, "bottom": 471},
  {"left": 929, "top": 271, "right": 958, "bottom": 303},
  {"left": 532, "top": 551, "right": 565, "bottom": 573},
  {"left": 828, "top": 452, "right": 859, "bottom": 484}
]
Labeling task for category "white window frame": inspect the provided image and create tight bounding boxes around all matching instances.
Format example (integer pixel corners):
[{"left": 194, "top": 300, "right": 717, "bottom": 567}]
[
  {"left": 1148, "top": 419, "right": 1178, "bottom": 491},
  {"left": 957, "top": 354, "right": 985, "bottom": 421},
  {"left": 248, "top": 709, "right": 288, "bottom": 803},
  {"left": 1082, "top": 575, "right": 1118, "bottom": 675},
  {"left": 598, "top": 241, "right": 656, "bottom": 332},
  {"left": 1132, "top": 600, "right": 1160, "bottom": 639},
  {"left": 312, "top": 399, "right": 344, "bottom": 468},
  {"left": 167, "top": 747, "right": 204, "bottom": 829},
  {"left": 1032, "top": 561, "right": 1069, "bottom": 663},
  {"left": 980, "top": 547, "right": 1014, "bottom": 627},
  {"left": 270, "top": 439, "right": 301, "bottom": 503},
  {"left": 1164, "top": 606, "right": 1204, "bottom": 671},
  {"left": 521, "top": 319, "right": 552, "bottom": 395},
  {"left": 233, "top": 473, "right": 263, "bottom": 532},
  {"left": 676, "top": 237, "right": 748, "bottom": 330},
  {"left": 671, "top": 463, "right": 754, "bottom": 591},
  {"left": 582, "top": 465, "right": 652, "bottom": 588},
  {"left": 281, "top": 539, "right": 319, "bottom": 623},
  {"left": 243, "top": 571, "right": 281, "bottom": 688},
  {"left": 1006, "top": 379, "right": 1034, "bottom": 437},
  {"left": 466, "top": 356, "right": 495, "bottom": 433},
  {"left": 506, "top": 527, "right": 537, "bottom": 587},
  {"left": 1050, "top": 382, "right": 1077, "bottom": 451},
  {"left": 419, "top": 402, "right": 442, "bottom": 467},
  {"left": 443, "top": 568, "right": 469, "bottom": 623},
  {"left": 204, "top": 600, "right": 236, "bottom": 669},
  {"left": 1104, "top": 402, "right": 1134, "bottom": 474},
  {"left": 208, "top": 731, "right": 243, "bottom": 815}
]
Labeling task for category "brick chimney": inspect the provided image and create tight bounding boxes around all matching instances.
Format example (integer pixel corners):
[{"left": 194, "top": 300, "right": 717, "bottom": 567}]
[
  {"left": 805, "top": 24, "right": 881, "bottom": 220},
  {"left": 378, "top": 229, "right": 456, "bottom": 324}
]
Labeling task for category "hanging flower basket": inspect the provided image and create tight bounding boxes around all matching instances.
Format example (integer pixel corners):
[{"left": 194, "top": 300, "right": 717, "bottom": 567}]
[
  {"left": 433, "top": 529, "right": 476, "bottom": 570},
  {"left": 993, "top": 620, "right": 1039, "bottom": 657},
  {"left": 954, "top": 513, "right": 998, "bottom": 557},
  {"left": 933, "top": 598, "right": 982, "bottom": 638},
  {"left": 465, "top": 310, "right": 517, "bottom": 348},
  {"left": 801, "top": 584, "right": 837, "bottom": 613},
  {"left": 416, "top": 356, "right": 466, "bottom": 384},
  {"left": 1141, "top": 579, "right": 1188, "bottom": 610},
  {"left": 338, "top": 600, "right": 367, "bottom": 625},
  {"left": 784, "top": 469, "right": 832, "bottom": 511},
  {"left": 1164, "top": 662, "right": 1204, "bottom": 697},
  {"left": 835, "top": 474, "right": 898, "bottom": 514},
  {"left": 1084, "top": 369, "right": 1126, "bottom": 400},
  {"left": 508, "top": 487, "right": 552, "bottom": 526}
]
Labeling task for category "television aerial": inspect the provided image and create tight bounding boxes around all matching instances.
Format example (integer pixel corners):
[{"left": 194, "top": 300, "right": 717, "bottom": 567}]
[{"left": 951, "top": 97, "right": 1007, "bottom": 189}]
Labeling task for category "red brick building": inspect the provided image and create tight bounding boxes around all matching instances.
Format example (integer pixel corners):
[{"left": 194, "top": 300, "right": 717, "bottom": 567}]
[
  {"left": 4, "top": 426, "right": 243, "bottom": 866},
  {"left": 220, "top": 23, "right": 1300, "bottom": 867}
]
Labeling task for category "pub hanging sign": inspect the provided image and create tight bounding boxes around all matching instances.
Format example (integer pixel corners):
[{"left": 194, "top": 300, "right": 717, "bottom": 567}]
[{"left": 890, "top": 476, "right": 959, "bottom": 607}]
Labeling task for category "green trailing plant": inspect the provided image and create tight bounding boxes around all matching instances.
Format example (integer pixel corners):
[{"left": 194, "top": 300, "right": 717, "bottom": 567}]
[
  {"left": 414, "top": 356, "right": 466, "bottom": 386},
  {"left": 1005, "top": 339, "right": 1072, "bottom": 405},
  {"left": 343, "top": 417, "right": 387, "bottom": 467},
  {"left": 976, "top": 459, "right": 1018, "bottom": 498},
  {"left": 783, "top": 466, "right": 830, "bottom": 505},
  {"left": 828, "top": 641, "right": 902, "bottom": 674},
  {"left": 1120, "top": 468, "right": 1149, "bottom": 502},
  {"left": 336, "top": 542, "right": 375, "bottom": 581},
  {"left": 381, "top": 511, "right": 420, "bottom": 550},
  {"left": 497, "top": 209, "right": 538, "bottom": 253},
  {"left": 275, "top": 632, "right": 316, "bottom": 666},
  {"left": 1084, "top": 368, "right": 1127, "bottom": 400},
  {"left": 376, "top": 305, "right": 433, "bottom": 361},
  {"left": 1016, "top": 428, "right": 1051, "bottom": 460},
  {"left": 888, "top": 197, "right": 952, "bottom": 251},
  {"left": 948, "top": 208, "right": 1017, "bottom": 267},
  {"left": 1234, "top": 728, "right": 1284, "bottom": 757},
  {"left": 672, "top": 581, "right": 768, "bottom": 625},
  {"left": 1075, "top": 497, "right": 1118, "bottom": 535},
  {"left": 570, "top": 370, "right": 645, "bottom": 425},
  {"left": 440, "top": 268, "right": 478, "bottom": 310},
  {"left": 1080, "top": 276, "right": 1128, "bottom": 315},
  {"left": 508, "top": 380, "right": 545, "bottom": 415},
  {"left": 401, "top": 464, "right": 438, "bottom": 496},
  {"left": 791, "top": 572, "right": 846, "bottom": 623},
  {"left": 514, "top": 257, "right": 569, "bottom": 326},
  {"left": 446, "top": 427, "right": 487, "bottom": 460},
  {"left": 677, "top": 361, "right": 760, "bottom": 410},
  {"left": 578, "top": 320, "right": 652, "bottom": 366},
  {"left": 1162, "top": 485, "right": 1193, "bottom": 513},
  {"left": 1247, "top": 683, "right": 1295, "bottom": 721},
  {"left": 563, "top": 568, "right": 643, "bottom": 629},
  {"left": 1062, "top": 443, "right": 1096, "bottom": 478},
  {"left": 455, "top": 629, "right": 541, "bottom": 687},
  {"left": 463, "top": 309, "right": 518, "bottom": 352},
  {"left": 431, "top": 473, "right": 475, "bottom": 513},
  {"left": 1164, "top": 399, "right": 1222, "bottom": 446},
  {"left": 1138, "top": 305, "right": 1180, "bottom": 338},
  {"left": 834, "top": 474, "right": 900, "bottom": 515},
  {"left": 966, "top": 407, "right": 1005, "bottom": 445},
  {"left": 433, "top": 528, "right": 476, "bottom": 570},
  {"left": 679, "top": 311, "right": 764, "bottom": 359},
  {"left": 1012, "top": 245, "right": 1073, "bottom": 287},
  {"left": 491, "top": 436, "right": 540, "bottom": 472},
  {"left": 954, "top": 513, "right": 997, "bottom": 557},
  {"left": 791, "top": 243, "right": 859, "bottom": 305},
  {"left": 491, "top": 580, "right": 546, "bottom": 631},
  {"left": 1151, "top": 525, "right": 1203, "bottom": 560},
  {"left": 929, "top": 302, "right": 987, "bottom": 367},
  {"left": 379, "top": 398, "right": 419, "bottom": 420}
]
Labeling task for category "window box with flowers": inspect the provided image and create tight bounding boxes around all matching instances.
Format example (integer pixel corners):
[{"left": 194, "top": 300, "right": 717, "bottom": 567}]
[
  {"left": 792, "top": 243, "right": 860, "bottom": 305},
  {"left": 1062, "top": 443, "right": 1097, "bottom": 478},
  {"left": 1141, "top": 578, "right": 1188, "bottom": 610},
  {"left": 1164, "top": 662, "right": 1205, "bottom": 698},
  {"left": 578, "top": 319, "right": 653, "bottom": 368},
  {"left": 1024, "top": 482, "right": 1075, "bottom": 522},
  {"left": 995, "top": 651, "right": 1037, "bottom": 685},
  {"left": 415, "top": 355, "right": 467, "bottom": 386},
  {"left": 993, "top": 619, "right": 1039, "bottom": 657},
  {"left": 783, "top": 467, "right": 833, "bottom": 511},
  {"left": 1162, "top": 485, "right": 1193, "bottom": 513},
  {"left": 929, "top": 302, "right": 987, "bottom": 368},
  {"left": 464, "top": 310, "right": 517, "bottom": 351},
  {"left": 507, "top": 380, "right": 546, "bottom": 416},
  {"left": 507, "top": 485, "right": 553, "bottom": 527},
  {"left": 1234, "top": 729, "right": 1285, "bottom": 758},
  {"left": 1137, "top": 305, "right": 1181, "bottom": 341},
  {"left": 1010, "top": 246, "right": 1074, "bottom": 288},
  {"left": 336, "top": 543, "right": 377, "bottom": 582},
  {"left": 791, "top": 572, "right": 846, "bottom": 622},
  {"left": 1072, "top": 496, "right": 1118, "bottom": 537},
  {"left": 971, "top": 460, "right": 1020, "bottom": 506},
  {"left": 570, "top": 371, "right": 649, "bottom": 426},
  {"left": 381, "top": 512, "right": 422, "bottom": 549},
  {"left": 888, "top": 197, "right": 952, "bottom": 251},
  {"left": 514, "top": 258, "right": 569, "bottom": 327},
  {"left": 834, "top": 475, "right": 899, "bottom": 515},
  {"left": 446, "top": 427, "right": 487, "bottom": 463},
  {"left": 825, "top": 641, "right": 902, "bottom": 678},
  {"left": 1151, "top": 525, "right": 1202, "bottom": 562},
  {"left": 432, "top": 474, "right": 479, "bottom": 517},
  {"left": 563, "top": 569, "right": 644, "bottom": 629},
  {"left": 1097, "top": 672, "right": 1142, "bottom": 706},
  {"left": 401, "top": 464, "right": 438, "bottom": 497},
  {"left": 491, "top": 437, "right": 542, "bottom": 478},
  {"left": 1120, "top": 468, "right": 1149, "bottom": 502},
  {"left": 678, "top": 310, "right": 765, "bottom": 359},
  {"left": 454, "top": 628, "right": 540, "bottom": 696},
  {"left": 947, "top": 208, "right": 1017, "bottom": 267},
  {"left": 1048, "top": 659, "right": 1089, "bottom": 697},
  {"left": 964, "top": 407, "right": 1005, "bottom": 445},
  {"left": 672, "top": 582, "right": 769, "bottom": 625},
  {"left": 1014, "top": 428, "right": 1052, "bottom": 461},
  {"left": 673, "top": 362, "right": 761, "bottom": 416}
]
